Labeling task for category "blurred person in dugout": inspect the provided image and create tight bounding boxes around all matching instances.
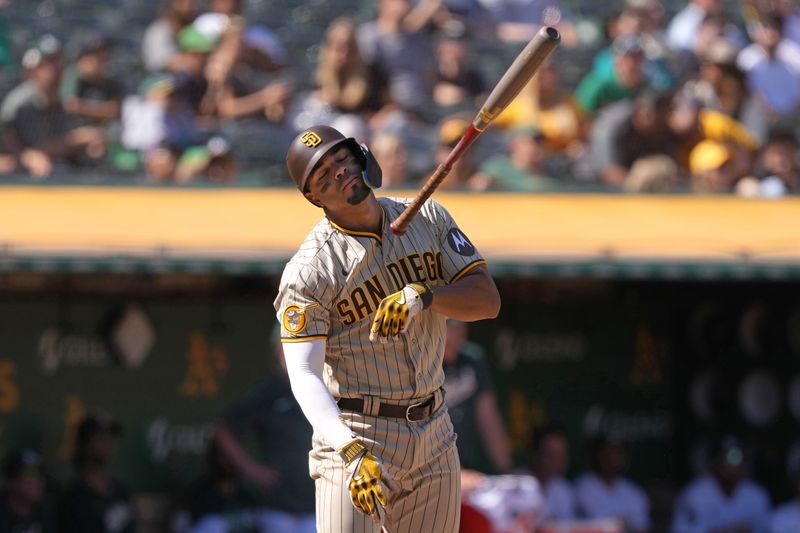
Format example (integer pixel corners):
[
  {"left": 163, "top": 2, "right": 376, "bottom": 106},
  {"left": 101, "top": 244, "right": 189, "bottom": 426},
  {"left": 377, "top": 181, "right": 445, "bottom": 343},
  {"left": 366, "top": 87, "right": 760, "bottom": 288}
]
[
  {"left": 212, "top": 328, "right": 315, "bottom": 533},
  {"left": 57, "top": 413, "right": 135, "bottom": 533},
  {"left": 0, "top": 35, "right": 106, "bottom": 178},
  {"left": 528, "top": 424, "right": 577, "bottom": 528},
  {"left": 442, "top": 320, "right": 512, "bottom": 488},
  {"left": 574, "top": 433, "right": 651, "bottom": 533},
  {"left": 671, "top": 435, "right": 771, "bottom": 533},
  {"left": 0, "top": 449, "right": 57, "bottom": 532},
  {"left": 169, "top": 440, "right": 262, "bottom": 533},
  {"left": 771, "top": 456, "right": 800, "bottom": 533},
  {"left": 493, "top": 58, "right": 585, "bottom": 161}
]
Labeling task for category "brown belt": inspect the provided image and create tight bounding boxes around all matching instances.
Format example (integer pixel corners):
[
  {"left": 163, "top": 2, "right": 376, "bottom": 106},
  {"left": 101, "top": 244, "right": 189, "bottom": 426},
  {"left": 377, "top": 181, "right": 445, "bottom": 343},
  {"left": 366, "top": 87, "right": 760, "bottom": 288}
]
[{"left": 337, "top": 393, "right": 437, "bottom": 422}]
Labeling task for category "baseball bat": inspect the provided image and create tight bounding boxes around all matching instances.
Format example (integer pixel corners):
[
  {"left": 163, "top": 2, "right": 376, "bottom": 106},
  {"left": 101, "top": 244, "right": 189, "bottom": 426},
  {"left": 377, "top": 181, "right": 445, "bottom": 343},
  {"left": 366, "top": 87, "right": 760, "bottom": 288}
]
[{"left": 390, "top": 26, "right": 560, "bottom": 236}]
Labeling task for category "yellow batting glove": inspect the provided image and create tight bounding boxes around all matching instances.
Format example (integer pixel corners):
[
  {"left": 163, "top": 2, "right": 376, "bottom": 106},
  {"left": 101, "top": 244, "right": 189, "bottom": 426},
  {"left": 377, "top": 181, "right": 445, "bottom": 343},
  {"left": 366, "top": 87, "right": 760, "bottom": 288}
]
[
  {"left": 369, "top": 282, "right": 432, "bottom": 343},
  {"left": 338, "top": 438, "right": 399, "bottom": 522}
]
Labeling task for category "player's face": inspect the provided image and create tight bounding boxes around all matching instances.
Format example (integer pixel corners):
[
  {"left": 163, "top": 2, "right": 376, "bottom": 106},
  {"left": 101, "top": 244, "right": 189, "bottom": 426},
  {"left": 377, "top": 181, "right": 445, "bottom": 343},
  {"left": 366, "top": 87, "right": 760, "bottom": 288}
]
[{"left": 305, "top": 146, "right": 370, "bottom": 209}]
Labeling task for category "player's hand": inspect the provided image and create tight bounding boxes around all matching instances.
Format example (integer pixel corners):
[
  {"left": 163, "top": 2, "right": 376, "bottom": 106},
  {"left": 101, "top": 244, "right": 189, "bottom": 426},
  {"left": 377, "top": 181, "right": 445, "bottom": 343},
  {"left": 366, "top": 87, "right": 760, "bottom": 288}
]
[
  {"left": 369, "top": 282, "right": 432, "bottom": 343},
  {"left": 338, "top": 438, "right": 399, "bottom": 522}
]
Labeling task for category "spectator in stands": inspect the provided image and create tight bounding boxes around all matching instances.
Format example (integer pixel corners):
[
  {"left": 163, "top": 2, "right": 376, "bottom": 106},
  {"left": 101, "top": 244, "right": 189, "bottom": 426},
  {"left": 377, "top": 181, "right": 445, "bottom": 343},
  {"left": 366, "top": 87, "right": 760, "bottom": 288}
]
[
  {"left": 574, "top": 433, "right": 651, "bottom": 533},
  {"left": 142, "top": 0, "right": 199, "bottom": 73},
  {"left": 736, "top": 128, "right": 799, "bottom": 197},
  {"left": 173, "top": 135, "right": 237, "bottom": 183},
  {"left": 186, "top": 15, "right": 293, "bottom": 122},
  {"left": 370, "top": 131, "right": 409, "bottom": 187},
  {"left": 591, "top": 6, "right": 674, "bottom": 92},
  {"left": 624, "top": 154, "right": 682, "bottom": 193},
  {"left": 668, "top": 93, "right": 760, "bottom": 175},
  {"left": 169, "top": 440, "right": 262, "bottom": 532},
  {"left": 494, "top": 59, "right": 585, "bottom": 158},
  {"left": 432, "top": 24, "right": 485, "bottom": 114},
  {"left": 737, "top": 12, "right": 800, "bottom": 116},
  {"left": 292, "top": 18, "right": 390, "bottom": 132},
  {"left": 1, "top": 35, "right": 106, "bottom": 178},
  {"left": 771, "top": 461, "right": 800, "bottom": 533},
  {"left": 682, "top": 36, "right": 767, "bottom": 143},
  {"left": 671, "top": 435, "right": 771, "bottom": 533},
  {"left": 667, "top": 0, "right": 730, "bottom": 52},
  {"left": 121, "top": 72, "right": 202, "bottom": 177},
  {"left": 585, "top": 91, "right": 677, "bottom": 186},
  {"left": 528, "top": 424, "right": 577, "bottom": 525},
  {"left": 357, "top": 0, "right": 439, "bottom": 114},
  {"left": 213, "top": 332, "right": 315, "bottom": 533},
  {"left": 767, "top": 0, "right": 800, "bottom": 45},
  {"left": 689, "top": 139, "right": 748, "bottom": 193},
  {"left": 58, "top": 413, "right": 136, "bottom": 533},
  {"left": 430, "top": 112, "right": 478, "bottom": 189},
  {"left": 470, "top": 126, "right": 560, "bottom": 191},
  {"left": 203, "top": 0, "right": 287, "bottom": 72},
  {"left": 61, "top": 32, "right": 123, "bottom": 125},
  {"left": 0, "top": 0, "right": 13, "bottom": 70},
  {"left": 755, "top": 128, "right": 799, "bottom": 192},
  {"left": 574, "top": 34, "right": 651, "bottom": 117},
  {"left": 443, "top": 319, "right": 512, "bottom": 476},
  {"left": 478, "top": 0, "right": 577, "bottom": 46},
  {"left": 0, "top": 449, "right": 56, "bottom": 532}
]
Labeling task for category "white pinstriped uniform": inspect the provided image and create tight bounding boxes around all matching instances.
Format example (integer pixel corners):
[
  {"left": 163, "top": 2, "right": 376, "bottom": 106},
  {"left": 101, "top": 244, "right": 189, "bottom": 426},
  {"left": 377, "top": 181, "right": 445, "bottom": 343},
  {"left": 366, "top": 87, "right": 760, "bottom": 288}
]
[{"left": 275, "top": 197, "right": 486, "bottom": 532}]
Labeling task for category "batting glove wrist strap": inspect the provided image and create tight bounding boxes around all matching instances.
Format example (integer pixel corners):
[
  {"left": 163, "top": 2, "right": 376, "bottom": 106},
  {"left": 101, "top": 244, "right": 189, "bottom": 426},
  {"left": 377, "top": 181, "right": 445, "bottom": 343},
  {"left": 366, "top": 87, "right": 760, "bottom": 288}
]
[
  {"left": 338, "top": 438, "right": 367, "bottom": 465},
  {"left": 407, "top": 282, "right": 433, "bottom": 310},
  {"left": 338, "top": 439, "right": 398, "bottom": 521}
]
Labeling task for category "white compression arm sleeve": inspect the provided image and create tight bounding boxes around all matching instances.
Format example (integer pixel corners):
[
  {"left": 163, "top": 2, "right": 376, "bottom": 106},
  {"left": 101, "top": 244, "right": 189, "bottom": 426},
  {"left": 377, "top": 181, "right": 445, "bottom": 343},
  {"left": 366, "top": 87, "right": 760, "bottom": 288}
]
[{"left": 281, "top": 339, "right": 354, "bottom": 450}]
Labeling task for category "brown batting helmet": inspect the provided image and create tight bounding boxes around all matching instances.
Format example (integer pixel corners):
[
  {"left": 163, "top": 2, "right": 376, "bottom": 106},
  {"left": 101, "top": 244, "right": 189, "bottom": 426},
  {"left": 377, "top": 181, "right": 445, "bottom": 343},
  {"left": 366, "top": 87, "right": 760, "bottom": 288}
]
[{"left": 286, "top": 125, "right": 382, "bottom": 194}]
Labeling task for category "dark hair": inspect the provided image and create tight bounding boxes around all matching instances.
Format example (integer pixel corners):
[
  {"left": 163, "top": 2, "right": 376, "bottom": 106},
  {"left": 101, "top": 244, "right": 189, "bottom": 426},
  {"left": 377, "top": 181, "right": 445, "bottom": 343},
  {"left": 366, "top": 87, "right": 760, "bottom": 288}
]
[
  {"left": 761, "top": 11, "right": 785, "bottom": 32},
  {"left": 530, "top": 423, "right": 568, "bottom": 453}
]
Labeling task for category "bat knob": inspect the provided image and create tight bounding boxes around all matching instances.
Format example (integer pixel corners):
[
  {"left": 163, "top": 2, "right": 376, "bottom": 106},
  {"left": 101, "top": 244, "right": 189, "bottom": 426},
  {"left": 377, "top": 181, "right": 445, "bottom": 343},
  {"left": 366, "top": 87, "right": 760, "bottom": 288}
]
[{"left": 389, "top": 221, "right": 406, "bottom": 236}]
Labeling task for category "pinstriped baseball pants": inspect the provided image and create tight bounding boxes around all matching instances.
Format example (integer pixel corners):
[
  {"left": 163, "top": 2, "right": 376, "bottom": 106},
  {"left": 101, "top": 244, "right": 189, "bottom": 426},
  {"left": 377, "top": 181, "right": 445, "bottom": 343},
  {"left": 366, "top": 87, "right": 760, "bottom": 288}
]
[{"left": 310, "top": 399, "right": 461, "bottom": 533}]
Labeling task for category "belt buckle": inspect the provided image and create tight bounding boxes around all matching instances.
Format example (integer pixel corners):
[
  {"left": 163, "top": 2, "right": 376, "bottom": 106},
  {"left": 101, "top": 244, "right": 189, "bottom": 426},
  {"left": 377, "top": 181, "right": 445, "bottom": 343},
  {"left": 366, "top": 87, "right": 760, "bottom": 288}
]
[
  {"left": 405, "top": 395, "right": 433, "bottom": 422},
  {"left": 405, "top": 399, "right": 425, "bottom": 422}
]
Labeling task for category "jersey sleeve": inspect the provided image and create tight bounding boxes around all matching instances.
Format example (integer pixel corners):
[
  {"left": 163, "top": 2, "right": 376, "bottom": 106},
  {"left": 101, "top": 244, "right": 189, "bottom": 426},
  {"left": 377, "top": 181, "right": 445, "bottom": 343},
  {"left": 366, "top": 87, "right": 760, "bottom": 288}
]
[
  {"left": 424, "top": 199, "right": 486, "bottom": 284},
  {"left": 273, "top": 260, "right": 334, "bottom": 342}
]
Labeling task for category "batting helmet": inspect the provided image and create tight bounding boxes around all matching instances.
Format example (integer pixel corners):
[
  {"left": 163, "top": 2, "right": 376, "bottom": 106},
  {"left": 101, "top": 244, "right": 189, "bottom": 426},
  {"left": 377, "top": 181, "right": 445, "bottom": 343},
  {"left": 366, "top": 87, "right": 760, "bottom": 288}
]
[{"left": 286, "top": 125, "right": 382, "bottom": 195}]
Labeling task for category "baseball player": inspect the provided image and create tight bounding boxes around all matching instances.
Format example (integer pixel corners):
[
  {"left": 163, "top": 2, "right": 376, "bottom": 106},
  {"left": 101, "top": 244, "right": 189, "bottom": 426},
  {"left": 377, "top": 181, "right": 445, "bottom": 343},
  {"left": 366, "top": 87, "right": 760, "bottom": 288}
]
[{"left": 274, "top": 125, "right": 501, "bottom": 532}]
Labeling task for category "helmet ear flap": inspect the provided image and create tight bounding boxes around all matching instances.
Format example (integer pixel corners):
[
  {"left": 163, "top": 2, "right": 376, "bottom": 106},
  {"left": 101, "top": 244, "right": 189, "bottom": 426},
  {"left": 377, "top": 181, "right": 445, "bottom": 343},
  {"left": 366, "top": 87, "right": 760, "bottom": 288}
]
[{"left": 356, "top": 143, "right": 382, "bottom": 189}]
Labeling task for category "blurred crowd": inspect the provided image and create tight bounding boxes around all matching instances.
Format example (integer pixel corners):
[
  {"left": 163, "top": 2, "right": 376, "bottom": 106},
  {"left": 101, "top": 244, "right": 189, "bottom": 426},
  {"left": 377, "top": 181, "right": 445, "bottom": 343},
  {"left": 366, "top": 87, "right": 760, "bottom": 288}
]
[
  {"left": 4, "top": 321, "right": 800, "bottom": 533},
  {"left": 0, "top": 0, "right": 797, "bottom": 194}
]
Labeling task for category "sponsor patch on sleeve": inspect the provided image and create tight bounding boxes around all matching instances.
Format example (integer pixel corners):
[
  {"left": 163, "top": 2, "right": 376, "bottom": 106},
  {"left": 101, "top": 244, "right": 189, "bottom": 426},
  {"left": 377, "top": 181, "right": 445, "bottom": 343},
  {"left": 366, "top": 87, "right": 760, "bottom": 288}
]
[{"left": 446, "top": 227, "right": 476, "bottom": 256}]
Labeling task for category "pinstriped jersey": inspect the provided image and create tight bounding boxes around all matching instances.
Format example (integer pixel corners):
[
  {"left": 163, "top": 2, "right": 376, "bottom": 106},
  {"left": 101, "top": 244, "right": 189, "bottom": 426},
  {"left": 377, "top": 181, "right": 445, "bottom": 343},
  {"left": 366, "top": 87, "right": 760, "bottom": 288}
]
[{"left": 274, "top": 197, "right": 486, "bottom": 402}]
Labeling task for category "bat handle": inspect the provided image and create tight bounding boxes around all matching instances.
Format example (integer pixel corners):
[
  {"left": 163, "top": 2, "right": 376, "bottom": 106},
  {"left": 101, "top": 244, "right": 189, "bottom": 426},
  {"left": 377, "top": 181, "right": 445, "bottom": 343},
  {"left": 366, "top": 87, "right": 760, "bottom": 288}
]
[
  {"left": 390, "top": 125, "right": 481, "bottom": 236},
  {"left": 390, "top": 165, "right": 451, "bottom": 236}
]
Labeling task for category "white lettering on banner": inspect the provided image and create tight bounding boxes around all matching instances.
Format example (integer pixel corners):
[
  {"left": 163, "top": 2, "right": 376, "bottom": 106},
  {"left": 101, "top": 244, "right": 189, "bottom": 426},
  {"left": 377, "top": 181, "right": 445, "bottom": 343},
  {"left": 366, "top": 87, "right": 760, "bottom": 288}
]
[
  {"left": 583, "top": 405, "right": 673, "bottom": 441},
  {"left": 38, "top": 328, "right": 109, "bottom": 375},
  {"left": 495, "top": 328, "right": 587, "bottom": 370},
  {"left": 147, "top": 417, "right": 214, "bottom": 462}
]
